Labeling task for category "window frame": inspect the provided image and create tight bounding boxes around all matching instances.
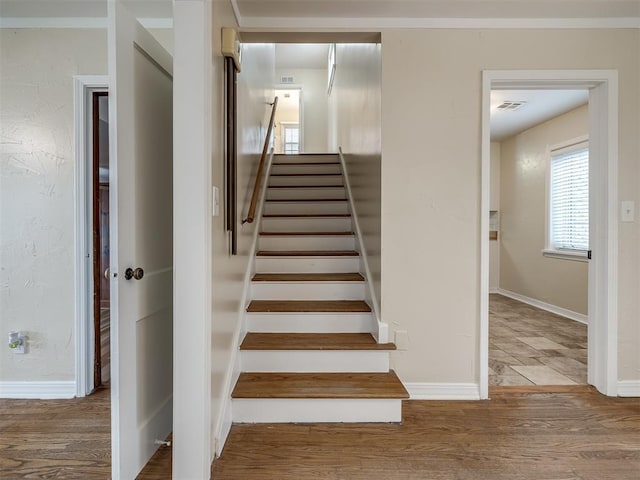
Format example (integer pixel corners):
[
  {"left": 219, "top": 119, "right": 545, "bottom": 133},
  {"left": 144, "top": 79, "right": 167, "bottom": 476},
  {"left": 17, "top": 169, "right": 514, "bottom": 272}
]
[{"left": 543, "top": 135, "right": 589, "bottom": 262}]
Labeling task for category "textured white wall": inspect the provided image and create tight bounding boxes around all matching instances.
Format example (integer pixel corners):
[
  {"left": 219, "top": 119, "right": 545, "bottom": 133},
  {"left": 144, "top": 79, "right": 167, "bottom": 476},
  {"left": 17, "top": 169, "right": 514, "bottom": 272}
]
[
  {"left": 210, "top": 0, "right": 275, "bottom": 447},
  {"left": 0, "top": 29, "right": 107, "bottom": 382},
  {"left": 332, "top": 43, "right": 382, "bottom": 312},
  {"left": 381, "top": 28, "right": 639, "bottom": 384},
  {"left": 500, "top": 105, "right": 589, "bottom": 314}
]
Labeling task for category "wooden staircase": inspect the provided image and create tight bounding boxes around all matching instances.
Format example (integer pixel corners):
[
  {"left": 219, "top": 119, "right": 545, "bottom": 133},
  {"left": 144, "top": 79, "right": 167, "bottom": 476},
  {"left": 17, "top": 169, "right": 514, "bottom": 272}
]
[{"left": 231, "top": 153, "right": 408, "bottom": 423}]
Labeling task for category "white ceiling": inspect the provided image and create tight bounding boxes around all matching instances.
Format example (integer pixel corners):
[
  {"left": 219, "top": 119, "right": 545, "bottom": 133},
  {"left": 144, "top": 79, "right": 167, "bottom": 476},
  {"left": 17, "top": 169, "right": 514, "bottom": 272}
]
[
  {"left": 276, "top": 44, "right": 329, "bottom": 70},
  {"left": 490, "top": 89, "right": 589, "bottom": 141},
  {"left": 236, "top": 0, "right": 640, "bottom": 19},
  {"left": 0, "top": 0, "right": 172, "bottom": 19}
]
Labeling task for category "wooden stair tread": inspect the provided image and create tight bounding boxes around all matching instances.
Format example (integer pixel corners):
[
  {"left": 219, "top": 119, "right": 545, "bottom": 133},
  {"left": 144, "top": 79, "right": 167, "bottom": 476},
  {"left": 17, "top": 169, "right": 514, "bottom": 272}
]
[
  {"left": 232, "top": 371, "right": 409, "bottom": 399},
  {"left": 270, "top": 173, "right": 342, "bottom": 177},
  {"left": 256, "top": 250, "right": 358, "bottom": 257},
  {"left": 247, "top": 300, "right": 371, "bottom": 313},
  {"left": 268, "top": 184, "right": 344, "bottom": 188},
  {"left": 240, "top": 333, "right": 395, "bottom": 351},
  {"left": 262, "top": 213, "right": 351, "bottom": 218},
  {"left": 272, "top": 162, "right": 340, "bottom": 166},
  {"left": 265, "top": 198, "right": 347, "bottom": 202},
  {"left": 260, "top": 231, "right": 354, "bottom": 236},
  {"left": 252, "top": 273, "right": 365, "bottom": 282}
]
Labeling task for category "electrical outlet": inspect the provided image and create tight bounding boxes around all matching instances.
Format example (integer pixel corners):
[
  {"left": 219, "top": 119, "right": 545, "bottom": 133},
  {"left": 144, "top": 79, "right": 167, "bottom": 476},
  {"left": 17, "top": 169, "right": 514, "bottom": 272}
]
[
  {"left": 621, "top": 200, "right": 635, "bottom": 222},
  {"left": 8, "top": 331, "right": 26, "bottom": 354}
]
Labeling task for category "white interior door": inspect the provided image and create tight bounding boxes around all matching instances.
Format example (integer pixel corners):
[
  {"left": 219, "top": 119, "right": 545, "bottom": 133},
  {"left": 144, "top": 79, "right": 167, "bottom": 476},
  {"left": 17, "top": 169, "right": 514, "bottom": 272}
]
[{"left": 108, "top": 2, "right": 174, "bottom": 478}]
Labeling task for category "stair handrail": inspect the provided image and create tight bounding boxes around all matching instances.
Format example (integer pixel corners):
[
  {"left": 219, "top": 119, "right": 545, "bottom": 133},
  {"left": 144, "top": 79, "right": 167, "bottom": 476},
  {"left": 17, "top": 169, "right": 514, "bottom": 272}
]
[{"left": 243, "top": 96, "right": 278, "bottom": 224}]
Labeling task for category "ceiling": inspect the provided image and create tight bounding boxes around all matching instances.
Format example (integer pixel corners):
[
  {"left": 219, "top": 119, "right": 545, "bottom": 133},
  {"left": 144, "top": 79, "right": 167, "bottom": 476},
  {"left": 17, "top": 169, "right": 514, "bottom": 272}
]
[
  {"left": 276, "top": 44, "right": 330, "bottom": 70},
  {"left": 235, "top": 0, "right": 640, "bottom": 19},
  {"left": 490, "top": 90, "right": 589, "bottom": 141},
  {"left": 2, "top": 0, "right": 638, "bottom": 27}
]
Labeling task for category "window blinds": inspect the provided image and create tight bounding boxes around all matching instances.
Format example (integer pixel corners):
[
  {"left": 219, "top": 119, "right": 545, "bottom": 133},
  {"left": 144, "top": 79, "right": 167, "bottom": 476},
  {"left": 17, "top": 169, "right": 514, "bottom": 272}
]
[{"left": 550, "top": 146, "right": 589, "bottom": 251}]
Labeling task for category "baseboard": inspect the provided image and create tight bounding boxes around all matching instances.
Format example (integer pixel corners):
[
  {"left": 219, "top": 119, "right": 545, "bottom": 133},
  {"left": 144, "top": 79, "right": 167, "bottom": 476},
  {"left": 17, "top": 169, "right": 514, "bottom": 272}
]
[
  {"left": 617, "top": 380, "right": 640, "bottom": 397},
  {"left": 405, "top": 382, "right": 480, "bottom": 400},
  {"left": 496, "top": 288, "right": 588, "bottom": 324},
  {"left": 489, "top": 287, "right": 500, "bottom": 294},
  {"left": 0, "top": 381, "right": 76, "bottom": 399}
]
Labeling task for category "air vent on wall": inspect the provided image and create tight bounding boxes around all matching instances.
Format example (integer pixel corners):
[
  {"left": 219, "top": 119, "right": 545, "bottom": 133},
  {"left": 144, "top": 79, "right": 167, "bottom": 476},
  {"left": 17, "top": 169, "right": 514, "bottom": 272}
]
[
  {"left": 280, "top": 75, "right": 295, "bottom": 84},
  {"left": 496, "top": 101, "right": 527, "bottom": 111}
]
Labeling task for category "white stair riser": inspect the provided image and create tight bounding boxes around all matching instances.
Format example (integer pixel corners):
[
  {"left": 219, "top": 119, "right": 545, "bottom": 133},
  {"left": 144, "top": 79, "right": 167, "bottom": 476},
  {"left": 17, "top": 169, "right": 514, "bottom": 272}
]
[
  {"left": 255, "top": 256, "right": 359, "bottom": 273},
  {"left": 261, "top": 217, "right": 352, "bottom": 232},
  {"left": 259, "top": 235, "right": 355, "bottom": 250},
  {"left": 241, "top": 351, "right": 389, "bottom": 373},
  {"left": 269, "top": 175, "right": 343, "bottom": 186},
  {"left": 251, "top": 282, "right": 365, "bottom": 300},
  {"left": 264, "top": 201, "right": 349, "bottom": 215},
  {"left": 267, "top": 187, "right": 346, "bottom": 200},
  {"left": 246, "top": 312, "right": 373, "bottom": 333},
  {"left": 273, "top": 154, "right": 339, "bottom": 164},
  {"left": 271, "top": 164, "right": 341, "bottom": 175},
  {"left": 232, "top": 398, "right": 402, "bottom": 423}
]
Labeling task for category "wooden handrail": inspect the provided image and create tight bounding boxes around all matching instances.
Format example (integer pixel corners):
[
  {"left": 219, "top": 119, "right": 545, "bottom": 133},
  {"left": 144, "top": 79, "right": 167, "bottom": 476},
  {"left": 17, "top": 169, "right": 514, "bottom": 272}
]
[{"left": 243, "top": 96, "right": 278, "bottom": 224}]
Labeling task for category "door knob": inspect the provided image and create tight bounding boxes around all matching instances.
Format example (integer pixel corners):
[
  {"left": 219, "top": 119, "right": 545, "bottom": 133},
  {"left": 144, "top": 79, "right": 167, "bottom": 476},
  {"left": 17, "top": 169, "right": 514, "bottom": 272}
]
[{"left": 124, "top": 267, "right": 144, "bottom": 280}]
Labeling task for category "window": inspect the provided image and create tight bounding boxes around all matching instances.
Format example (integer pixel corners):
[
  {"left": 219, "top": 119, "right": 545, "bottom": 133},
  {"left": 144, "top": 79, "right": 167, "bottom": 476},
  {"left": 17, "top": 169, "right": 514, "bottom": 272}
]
[
  {"left": 544, "top": 138, "right": 589, "bottom": 261},
  {"left": 283, "top": 125, "right": 299, "bottom": 154}
]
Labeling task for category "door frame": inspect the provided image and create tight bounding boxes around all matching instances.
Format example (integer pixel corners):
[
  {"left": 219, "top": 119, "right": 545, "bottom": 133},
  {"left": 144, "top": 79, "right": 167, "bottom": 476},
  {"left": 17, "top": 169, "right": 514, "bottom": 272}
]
[
  {"left": 73, "top": 75, "right": 109, "bottom": 398},
  {"left": 480, "top": 70, "right": 619, "bottom": 399}
]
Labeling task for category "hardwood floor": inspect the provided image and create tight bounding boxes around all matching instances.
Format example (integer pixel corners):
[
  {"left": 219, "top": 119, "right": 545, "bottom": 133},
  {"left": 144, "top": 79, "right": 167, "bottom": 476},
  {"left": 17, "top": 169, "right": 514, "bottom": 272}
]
[
  {"left": 213, "top": 389, "right": 639, "bottom": 480},
  {"left": 490, "top": 294, "right": 588, "bottom": 386},
  {"left": 0, "top": 387, "right": 111, "bottom": 479},
  {"left": 2, "top": 387, "right": 638, "bottom": 479}
]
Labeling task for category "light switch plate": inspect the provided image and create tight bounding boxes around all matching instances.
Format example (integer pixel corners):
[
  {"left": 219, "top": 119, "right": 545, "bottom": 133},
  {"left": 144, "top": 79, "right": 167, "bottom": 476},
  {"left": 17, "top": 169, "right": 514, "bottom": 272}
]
[
  {"left": 212, "top": 186, "right": 220, "bottom": 217},
  {"left": 621, "top": 200, "right": 635, "bottom": 222}
]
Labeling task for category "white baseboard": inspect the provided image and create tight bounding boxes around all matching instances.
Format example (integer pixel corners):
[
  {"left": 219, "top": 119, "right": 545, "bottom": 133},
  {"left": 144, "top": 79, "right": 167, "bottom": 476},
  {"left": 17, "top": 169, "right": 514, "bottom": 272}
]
[
  {"left": 405, "top": 382, "right": 480, "bottom": 400},
  {"left": 617, "top": 380, "right": 640, "bottom": 397},
  {"left": 496, "top": 288, "right": 588, "bottom": 324},
  {"left": 0, "top": 381, "right": 76, "bottom": 399}
]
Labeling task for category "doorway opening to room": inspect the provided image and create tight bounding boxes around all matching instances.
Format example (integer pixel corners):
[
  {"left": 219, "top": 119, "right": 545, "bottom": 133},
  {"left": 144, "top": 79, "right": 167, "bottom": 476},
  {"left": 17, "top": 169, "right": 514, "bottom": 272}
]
[
  {"left": 91, "top": 92, "right": 111, "bottom": 390},
  {"left": 481, "top": 71, "right": 619, "bottom": 398},
  {"left": 274, "top": 87, "right": 302, "bottom": 154}
]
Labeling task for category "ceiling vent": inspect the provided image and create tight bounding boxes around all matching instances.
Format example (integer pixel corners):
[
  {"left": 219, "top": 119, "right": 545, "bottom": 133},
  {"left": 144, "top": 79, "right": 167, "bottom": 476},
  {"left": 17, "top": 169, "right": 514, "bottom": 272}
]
[
  {"left": 496, "top": 101, "right": 527, "bottom": 111},
  {"left": 280, "top": 75, "right": 295, "bottom": 84}
]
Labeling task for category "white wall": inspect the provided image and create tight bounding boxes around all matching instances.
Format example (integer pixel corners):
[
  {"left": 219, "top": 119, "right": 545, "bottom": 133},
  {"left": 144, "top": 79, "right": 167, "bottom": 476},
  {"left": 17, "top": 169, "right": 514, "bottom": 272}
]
[
  {"left": 210, "top": 0, "right": 275, "bottom": 450},
  {"left": 0, "top": 29, "right": 107, "bottom": 384},
  {"left": 500, "top": 105, "right": 589, "bottom": 314},
  {"left": 381, "top": 29, "right": 639, "bottom": 384},
  {"left": 489, "top": 142, "right": 501, "bottom": 292},
  {"left": 275, "top": 68, "right": 329, "bottom": 152},
  {"left": 332, "top": 43, "right": 382, "bottom": 311}
]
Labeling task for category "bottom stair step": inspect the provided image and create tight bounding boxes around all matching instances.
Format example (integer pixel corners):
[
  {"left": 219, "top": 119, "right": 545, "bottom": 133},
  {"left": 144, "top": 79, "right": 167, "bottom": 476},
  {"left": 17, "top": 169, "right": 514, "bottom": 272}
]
[
  {"left": 231, "top": 372, "right": 408, "bottom": 423},
  {"left": 231, "top": 371, "right": 408, "bottom": 399}
]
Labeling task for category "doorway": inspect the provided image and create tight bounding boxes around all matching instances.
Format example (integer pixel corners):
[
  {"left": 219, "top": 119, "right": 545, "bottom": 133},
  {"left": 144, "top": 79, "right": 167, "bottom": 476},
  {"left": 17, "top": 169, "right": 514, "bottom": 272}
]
[
  {"left": 274, "top": 88, "right": 302, "bottom": 154},
  {"left": 480, "top": 70, "right": 619, "bottom": 398},
  {"left": 73, "top": 75, "right": 109, "bottom": 397},
  {"left": 92, "top": 92, "right": 110, "bottom": 389}
]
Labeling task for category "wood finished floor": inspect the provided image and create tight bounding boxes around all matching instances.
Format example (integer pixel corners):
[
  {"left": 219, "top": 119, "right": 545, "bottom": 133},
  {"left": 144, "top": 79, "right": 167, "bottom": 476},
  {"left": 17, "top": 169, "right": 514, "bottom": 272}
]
[
  {"left": 1, "top": 386, "right": 639, "bottom": 479},
  {"left": 489, "top": 294, "right": 588, "bottom": 386},
  {"left": 212, "top": 388, "right": 639, "bottom": 480}
]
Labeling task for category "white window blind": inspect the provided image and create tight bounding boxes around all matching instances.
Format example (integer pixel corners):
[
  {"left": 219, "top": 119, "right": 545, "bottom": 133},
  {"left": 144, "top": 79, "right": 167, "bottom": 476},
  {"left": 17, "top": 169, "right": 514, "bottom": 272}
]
[{"left": 550, "top": 145, "right": 589, "bottom": 251}]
